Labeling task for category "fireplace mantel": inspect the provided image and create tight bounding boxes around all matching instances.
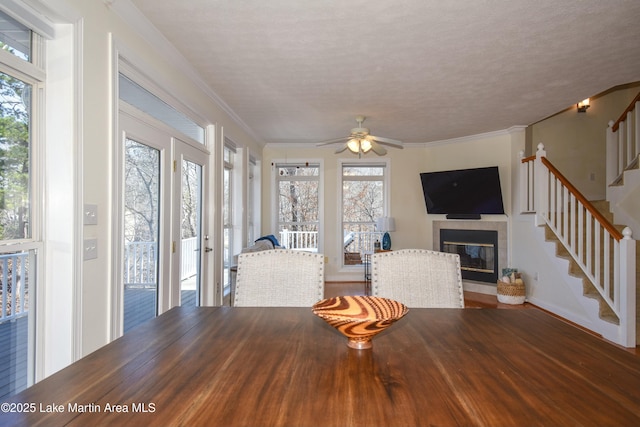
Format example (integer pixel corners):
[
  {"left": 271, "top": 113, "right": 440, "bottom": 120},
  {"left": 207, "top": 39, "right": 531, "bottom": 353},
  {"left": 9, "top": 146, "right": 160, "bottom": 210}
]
[{"left": 433, "top": 220, "right": 508, "bottom": 294}]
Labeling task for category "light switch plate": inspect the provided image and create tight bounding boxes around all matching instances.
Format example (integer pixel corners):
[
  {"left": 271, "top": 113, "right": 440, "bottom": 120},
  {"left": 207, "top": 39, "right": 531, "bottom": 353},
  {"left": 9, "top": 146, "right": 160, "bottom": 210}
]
[
  {"left": 84, "top": 238, "right": 98, "bottom": 260},
  {"left": 84, "top": 204, "right": 98, "bottom": 225}
]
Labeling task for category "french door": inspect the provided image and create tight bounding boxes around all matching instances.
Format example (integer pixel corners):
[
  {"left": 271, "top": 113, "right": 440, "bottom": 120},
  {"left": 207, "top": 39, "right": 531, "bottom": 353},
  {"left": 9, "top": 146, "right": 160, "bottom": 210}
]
[{"left": 117, "top": 111, "right": 209, "bottom": 336}]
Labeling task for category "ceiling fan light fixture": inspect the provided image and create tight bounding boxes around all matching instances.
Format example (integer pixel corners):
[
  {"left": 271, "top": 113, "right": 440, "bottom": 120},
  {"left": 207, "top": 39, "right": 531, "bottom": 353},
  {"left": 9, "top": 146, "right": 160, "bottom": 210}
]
[
  {"left": 347, "top": 138, "right": 360, "bottom": 153},
  {"left": 315, "top": 115, "right": 403, "bottom": 156}
]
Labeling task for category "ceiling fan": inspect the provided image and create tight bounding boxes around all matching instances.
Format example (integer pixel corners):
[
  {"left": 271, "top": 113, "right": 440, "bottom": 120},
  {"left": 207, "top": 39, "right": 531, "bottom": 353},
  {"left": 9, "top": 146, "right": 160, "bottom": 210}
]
[{"left": 315, "top": 116, "right": 403, "bottom": 156}]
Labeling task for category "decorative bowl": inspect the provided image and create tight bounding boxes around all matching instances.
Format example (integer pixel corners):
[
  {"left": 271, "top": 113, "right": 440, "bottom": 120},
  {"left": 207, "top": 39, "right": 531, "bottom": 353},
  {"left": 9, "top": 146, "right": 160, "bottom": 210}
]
[{"left": 312, "top": 295, "right": 409, "bottom": 349}]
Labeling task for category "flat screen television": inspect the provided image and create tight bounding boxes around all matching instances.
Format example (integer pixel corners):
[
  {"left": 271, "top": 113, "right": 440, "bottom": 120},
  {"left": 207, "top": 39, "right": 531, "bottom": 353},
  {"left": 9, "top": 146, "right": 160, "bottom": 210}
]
[{"left": 420, "top": 166, "right": 505, "bottom": 217}]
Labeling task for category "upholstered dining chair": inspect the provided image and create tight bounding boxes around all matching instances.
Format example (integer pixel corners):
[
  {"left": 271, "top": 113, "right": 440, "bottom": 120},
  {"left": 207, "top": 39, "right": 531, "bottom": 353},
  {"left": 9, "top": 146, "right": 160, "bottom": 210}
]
[
  {"left": 371, "top": 249, "right": 464, "bottom": 308},
  {"left": 234, "top": 249, "right": 325, "bottom": 307}
]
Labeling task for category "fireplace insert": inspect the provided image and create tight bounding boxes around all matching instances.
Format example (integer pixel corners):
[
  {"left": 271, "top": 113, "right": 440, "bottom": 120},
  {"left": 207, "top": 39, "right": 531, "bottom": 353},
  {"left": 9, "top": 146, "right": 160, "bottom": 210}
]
[{"left": 440, "top": 229, "right": 498, "bottom": 283}]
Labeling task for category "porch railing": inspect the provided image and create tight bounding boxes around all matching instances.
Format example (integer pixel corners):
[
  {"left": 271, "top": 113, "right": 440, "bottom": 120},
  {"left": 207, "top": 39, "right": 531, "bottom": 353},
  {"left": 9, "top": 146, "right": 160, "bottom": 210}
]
[
  {"left": 124, "top": 238, "right": 198, "bottom": 287},
  {"left": 278, "top": 230, "right": 384, "bottom": 257},
  {"left": 521, "top": 144, "right": 636, "bottom": 347},
  {"left": 607, "top": 92, "right": 640, "bottom": 185},
  {"left": 344, "top": 231, "right": 384, "bottom": 254},
  {"left": 0, "top": 252, "right": 29, "bottom": 322},
  {"left": 279, "top": 230, "right": 318, "bottom": 251}
]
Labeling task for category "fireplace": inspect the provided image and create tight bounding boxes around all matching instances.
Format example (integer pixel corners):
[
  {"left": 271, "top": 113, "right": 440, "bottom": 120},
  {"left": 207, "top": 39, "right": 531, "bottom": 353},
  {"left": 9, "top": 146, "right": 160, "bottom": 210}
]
[
  {"left": 440, "top": 229, "right": 498, "bottom": 283},
  {"left": 433, "top": 220, "right": 507, "bottom": 289}
]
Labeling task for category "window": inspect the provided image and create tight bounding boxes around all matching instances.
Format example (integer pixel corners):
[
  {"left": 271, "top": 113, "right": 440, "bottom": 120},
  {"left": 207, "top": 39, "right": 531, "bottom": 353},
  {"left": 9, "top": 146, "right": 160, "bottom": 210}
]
[
  {"left": 247, "top": 156, "right": 259, "bottom": 245},
  {"left": 223, "top": 141, "right": 235, "bottom": 294},
  {"left": 341, "top": 161, "right": 389, "bottom": 266},
  {"left": 118, "top": 73, "right": 204, "bottom": 144},
  {"left": 0, "top": 8, "right": 44, "bottom": 398},
  {"left": 275, "top": 162, "right": 321, "bottom": 252}
]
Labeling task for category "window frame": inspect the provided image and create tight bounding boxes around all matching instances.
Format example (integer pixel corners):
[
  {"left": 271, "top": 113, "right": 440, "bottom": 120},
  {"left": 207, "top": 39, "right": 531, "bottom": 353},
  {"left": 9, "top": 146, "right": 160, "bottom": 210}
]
[
  {"left": 222, "top": 140, "right": 235, "bottom": 295},
  {"left": 338, "top": 158, "right": 391, "bottom": 269},
  {"left": 271, "top": 159, "right": 324, "bottom": 253},
  {"left": 0, "top": 9, "right": 46, "bottom": 394}
]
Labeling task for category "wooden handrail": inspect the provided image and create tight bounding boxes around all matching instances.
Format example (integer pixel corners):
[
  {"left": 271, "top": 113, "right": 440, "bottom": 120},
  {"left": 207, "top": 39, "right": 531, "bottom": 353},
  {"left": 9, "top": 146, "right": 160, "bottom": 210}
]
[
  {"left": 520, "top": 155, "right": 536, "bottom": 163},
  {"left": 541, "top": 157, "right": 623, "bottom": 240},
  {"left": 611, "top": 91, "right": 640, "bottom": 132}
]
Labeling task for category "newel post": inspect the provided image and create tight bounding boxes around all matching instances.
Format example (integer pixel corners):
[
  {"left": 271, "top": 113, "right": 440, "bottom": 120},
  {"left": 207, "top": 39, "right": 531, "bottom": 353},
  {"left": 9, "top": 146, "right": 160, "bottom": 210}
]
[
  {"left": 619, "top": 227, "right": 636, "bottom": 347},
  {"left": 534, "top": 143, "right": 547, "bottom": 227},
  {"left": 606, "top": 120, "right": 618, "bottom": 186}
]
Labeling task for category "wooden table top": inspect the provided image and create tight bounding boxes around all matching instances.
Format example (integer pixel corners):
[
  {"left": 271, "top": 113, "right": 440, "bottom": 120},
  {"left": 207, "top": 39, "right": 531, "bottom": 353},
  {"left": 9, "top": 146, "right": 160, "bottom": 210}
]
[{"left": 3, "top": 306, "right": 640, "bottom": 426}]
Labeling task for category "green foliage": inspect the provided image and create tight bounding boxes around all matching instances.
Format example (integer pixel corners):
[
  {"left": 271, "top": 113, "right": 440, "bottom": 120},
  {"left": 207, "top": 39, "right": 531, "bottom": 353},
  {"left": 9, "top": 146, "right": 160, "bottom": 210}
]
[{"left": 0, "top": 72, "right": 30, "bottom": 240}]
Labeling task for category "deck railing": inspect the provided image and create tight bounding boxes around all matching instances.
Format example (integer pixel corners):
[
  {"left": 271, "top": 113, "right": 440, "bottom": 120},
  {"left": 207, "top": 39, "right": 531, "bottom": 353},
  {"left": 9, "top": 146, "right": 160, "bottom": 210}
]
[
  {"left": 0, "top": 252, "right": 29, "bottom": 322},
  {"left": 344, "top": 231, "right": 384, "bottom": 254},
  {"left": 521, "top": 144, "right": 636, "bottom": 347},
  {"left": 278, "top": 229, "right": 384, "bottom": 257},
  {"left": 607, "top": 92, "right": 640, "bottom": 185},
  {"left": 124, "top": 238, "right": 198, "bottom": 287},
  {"left": 279, "top": 230, "right": 318, "bottom": 251}
]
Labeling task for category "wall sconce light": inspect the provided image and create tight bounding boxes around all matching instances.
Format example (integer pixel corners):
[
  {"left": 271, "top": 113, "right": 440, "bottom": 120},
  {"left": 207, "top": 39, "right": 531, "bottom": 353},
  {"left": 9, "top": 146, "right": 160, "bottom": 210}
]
[{"left": 577, "top": 98, "right": 590, "bottom": 113}]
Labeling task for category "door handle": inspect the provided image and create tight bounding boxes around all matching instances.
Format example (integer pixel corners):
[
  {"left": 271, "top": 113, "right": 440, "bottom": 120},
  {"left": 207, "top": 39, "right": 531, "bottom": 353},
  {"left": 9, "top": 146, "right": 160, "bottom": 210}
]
[{"left": 204, "top": 247, "right": 213, "bottom": 253}]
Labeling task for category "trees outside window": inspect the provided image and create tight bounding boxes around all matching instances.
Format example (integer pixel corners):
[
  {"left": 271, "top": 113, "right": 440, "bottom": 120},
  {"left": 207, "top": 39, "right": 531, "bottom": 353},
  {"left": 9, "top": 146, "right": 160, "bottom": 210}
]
[
  {"left": 341, "top": 163, "right": 387, "bottom": 266},
  {"left": 276, "top": 163, "right": 320, "bottom": 251}
]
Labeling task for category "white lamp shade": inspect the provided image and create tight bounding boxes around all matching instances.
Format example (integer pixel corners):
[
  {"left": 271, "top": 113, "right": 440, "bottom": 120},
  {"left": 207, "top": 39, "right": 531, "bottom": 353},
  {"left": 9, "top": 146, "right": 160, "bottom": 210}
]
[{"left": 376, "top": 217, "right": 396, "bottom": 232}]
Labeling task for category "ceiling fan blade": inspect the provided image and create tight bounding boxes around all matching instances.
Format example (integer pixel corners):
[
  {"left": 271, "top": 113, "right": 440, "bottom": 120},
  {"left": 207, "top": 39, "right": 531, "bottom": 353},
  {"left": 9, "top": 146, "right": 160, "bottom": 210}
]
[
  {"left": 370, "top": 141, "right": 387, "bottom": 156},
  {"left": 334, "top": 142, "right": 349, "bottom": 153},
  {"left": 316, "top": 137, "right": 349, "bottom": 146},
  {"left": 370, "top": 135, "right": 403, "bottom": 147}
]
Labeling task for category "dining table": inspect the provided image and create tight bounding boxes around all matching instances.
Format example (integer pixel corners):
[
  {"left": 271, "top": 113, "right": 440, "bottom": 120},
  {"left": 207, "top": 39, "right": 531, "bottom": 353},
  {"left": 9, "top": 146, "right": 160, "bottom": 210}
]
[{"left": 2, "top": 305, "right": 640, "bottom": 426}]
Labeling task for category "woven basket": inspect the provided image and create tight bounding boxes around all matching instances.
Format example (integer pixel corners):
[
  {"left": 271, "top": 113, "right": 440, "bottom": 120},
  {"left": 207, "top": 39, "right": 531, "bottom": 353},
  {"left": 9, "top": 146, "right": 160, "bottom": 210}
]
[{"left": 497, "top": 279, "right": 525, "bottom": 305}]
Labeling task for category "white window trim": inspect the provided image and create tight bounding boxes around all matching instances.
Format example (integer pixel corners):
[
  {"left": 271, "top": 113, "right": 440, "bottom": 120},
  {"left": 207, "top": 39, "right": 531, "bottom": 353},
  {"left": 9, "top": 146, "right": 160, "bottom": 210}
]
[
  {"left": 0, "top": 1, "right": 81, "bottom": 383},
  {"left": 271, "top": 159, "right": 324, "bottom": 254}
]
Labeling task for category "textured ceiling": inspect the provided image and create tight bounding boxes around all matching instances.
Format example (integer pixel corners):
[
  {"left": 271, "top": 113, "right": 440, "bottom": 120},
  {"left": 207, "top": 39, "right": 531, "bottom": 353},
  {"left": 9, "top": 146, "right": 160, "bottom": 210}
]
[{"left": 129, "top": 0, "right": 640, "bottom": 145}]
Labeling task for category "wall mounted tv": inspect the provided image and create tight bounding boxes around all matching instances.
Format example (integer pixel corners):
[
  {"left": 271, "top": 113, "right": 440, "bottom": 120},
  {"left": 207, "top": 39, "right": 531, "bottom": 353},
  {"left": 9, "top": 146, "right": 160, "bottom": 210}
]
[{"left": 420, "top": 166, "right": 505, "bottom": 218}]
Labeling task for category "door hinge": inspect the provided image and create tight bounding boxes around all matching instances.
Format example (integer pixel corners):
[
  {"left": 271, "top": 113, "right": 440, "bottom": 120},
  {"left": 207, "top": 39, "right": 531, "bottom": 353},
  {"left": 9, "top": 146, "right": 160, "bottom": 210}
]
[
  {"left": 173, "top": 160, "right": 177, "bottom": 172},
  {"left": 172, "top": 241, "right": 176, "bottom": 253}
]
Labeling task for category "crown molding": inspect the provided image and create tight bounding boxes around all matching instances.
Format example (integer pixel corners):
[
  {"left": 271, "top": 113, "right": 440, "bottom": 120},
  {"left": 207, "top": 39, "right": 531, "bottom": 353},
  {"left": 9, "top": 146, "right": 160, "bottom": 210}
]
[
  {"left": 265, "top": 127, "right": 528, "bottom": 150},
  {"left": 109, "top": 0, "right": 264, "bottom": 146}
]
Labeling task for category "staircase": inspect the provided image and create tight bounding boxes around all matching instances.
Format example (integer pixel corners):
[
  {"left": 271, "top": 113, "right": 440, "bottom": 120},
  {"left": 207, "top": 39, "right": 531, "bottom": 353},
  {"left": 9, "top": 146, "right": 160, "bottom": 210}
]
[
  {"left": 543, "top": 200, "right": 640, "bottom": 342},
  {"left": 518, "top": 94, "right": 639, "bottom": 347},
  {"left": 520, "top": 145, "right": 637, "bottom": 347}
]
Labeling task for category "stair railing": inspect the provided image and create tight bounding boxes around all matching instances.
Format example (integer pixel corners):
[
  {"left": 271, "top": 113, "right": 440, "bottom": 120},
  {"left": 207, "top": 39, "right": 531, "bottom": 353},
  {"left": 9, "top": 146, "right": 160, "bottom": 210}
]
[
  {"left": 607, "top": 92, "right": 640, "bottom": 185},
  {"left": 521, "top": 144, "right": 636, "bottom": 347}
]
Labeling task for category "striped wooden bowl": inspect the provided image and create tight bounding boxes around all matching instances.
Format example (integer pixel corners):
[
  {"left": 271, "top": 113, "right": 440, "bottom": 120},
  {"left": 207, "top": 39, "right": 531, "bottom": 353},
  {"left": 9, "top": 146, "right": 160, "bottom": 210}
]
[{"left": 312, "top": 295, "right": 409, "bottom": 349}]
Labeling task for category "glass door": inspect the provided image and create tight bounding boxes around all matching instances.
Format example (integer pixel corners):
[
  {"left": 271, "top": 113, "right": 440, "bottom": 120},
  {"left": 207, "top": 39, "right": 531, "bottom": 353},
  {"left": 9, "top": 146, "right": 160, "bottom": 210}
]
[
  {"left": 118, "top": 113, "right": 171, "bottom": 334},
  {"left": 122, "top": 138, "right": 162, "bottom": 332},
  {"left": 174, "top": 141, "right": 208, "bottom": 307},
  {"left": 117, "top": 111, "right": 210, "bottom": 336}
]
